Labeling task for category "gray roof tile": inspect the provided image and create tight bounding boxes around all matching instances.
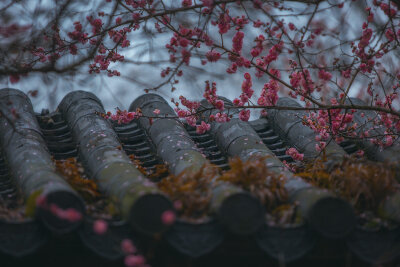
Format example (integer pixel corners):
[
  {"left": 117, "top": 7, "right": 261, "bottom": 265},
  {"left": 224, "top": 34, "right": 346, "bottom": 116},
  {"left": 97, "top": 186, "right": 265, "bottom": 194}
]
[{"left": 0, "top": 88, "right": 399, "bottom": 265}]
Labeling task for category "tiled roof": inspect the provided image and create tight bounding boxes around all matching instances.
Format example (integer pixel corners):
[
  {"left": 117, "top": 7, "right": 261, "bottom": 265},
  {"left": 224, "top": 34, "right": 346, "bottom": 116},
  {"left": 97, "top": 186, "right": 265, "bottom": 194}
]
[{"left": 0, "top": 88, "right": 399, "bottom": 266}]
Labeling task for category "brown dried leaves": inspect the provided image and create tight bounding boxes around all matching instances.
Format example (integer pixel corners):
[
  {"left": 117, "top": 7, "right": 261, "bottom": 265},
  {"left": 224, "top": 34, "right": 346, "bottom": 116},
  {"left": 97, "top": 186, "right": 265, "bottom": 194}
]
[
  {"left": 297, "top": 156, "right": 399, "bottom": 213},
  {"left": 158, "top": 164, "right": 218, "bottom": 220},
  {"left": 219, "top": 156, "right": 288, "bottom": 211},
  {"left": 55, "top": 158, "right": 100, "bottom": 200}
]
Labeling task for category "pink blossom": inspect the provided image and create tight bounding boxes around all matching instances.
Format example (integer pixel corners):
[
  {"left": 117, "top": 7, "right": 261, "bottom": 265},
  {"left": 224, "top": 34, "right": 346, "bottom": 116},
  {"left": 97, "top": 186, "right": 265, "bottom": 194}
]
[
  {"left": 367, "top": 12, "right": 374, "bottom": 22},
  {"left": 214, "top": 100, "right": 224, "bottom": 111},
  {"left": 359, "top": 63, "right": 369, "bottom": 73},
  {"left": 0, "top": 23, "right": 31, "bottom": 37},
  {"left": 106, "top": 110, "right": 140, "bottom": 124},
  {"left": 282, "top": 160, "right": 296, "bottom": 172},
  {"left": 201, "top": 0, "right": 214, "bottom": 8},
  {"left": 253, "top": 19, "right": 264, "bottom": 28},
  {"left": 161, "top": 210, "right": 176, "bottom": 225},
  {"left": 239, "top": 109, "right": 250, "bottom": 121},
  {"left": 125, "top": 255, "right": 145, "bottom": 267},
  {"left": 215, "top": 112, "right": 229, "bottom": 123},
  {"left": 315, "top": 141, "right": 326, "bottom": 152},
  {"left": 343, "top": 113, "right": 353, "bottom": 123},
  {"left": 341, "top": 69, "right": 351, "bottom": 78},
  {"left": 241, "top": 73, "right": 253, "bottom": 102},
  {"left": 240, "top": 93, "right": 249, "bottom": 104},
  {"left": 260, "top": 110, "right": 268, "bottom": 117},
  {"left": 49, "top": 204, "right": 82, "bottom": 222},
  {"left": 177, "top": 109, "right": 188, "bottom": 118},
  {"left": 181, "top": 49, "right": 191, "bottom": 65},
  {"left": 270, "top": 68, "right": 281, "bottom": 78},
  {"left": 196, "top": 121, "right": 211, "bottom": 134},
  {"left": 203, "top": 81, "right": 219, "bottom": 104},
  {"left": 318, "top": 69, "right": 332, "bottom": 81},
  {"left": 379, "top": 3, "right": 397, "bottom": 17},
  {"left": 9, "top": 74, "right": 20, "bottom": 84},
  {"left": 232, "top": 15, "right": 249, "bottom": 30},
  {"left": 185, "top": 116, "right": 197, "bottom": 127},
  {"left": 182, "top": 0, "right": 192, "bottom": 7},
  {"left": 356, "top": 150, "right": 365, "bottom": 157},
  {"left": 121, "top": 39, "right": 130, "bottom": 48},
  {"left": 179, "top": 38, "right": 190, "bottom": 47},
  {"left": 217, "top": 13, "right": 231, "bottom": 34},
  {"left": 121, "top": 239, "right": 137, "bottom": 254},
  {"left": 226, "top": 62, "right": 238, "bottom": 73},
  {"left": 286, "top": 147, "right": 304, "bottom": 161},
  {"left": 264, "top": 42, "right": 283, "bottom": 64},
  {"left": 290, "top": 70, "right": 314, "bottom": 94},
  {"left": 87, "top": 17, "right": 103, "bottom": 34},
  {"left": 132, "top": 12, "right": 141, "bottom": 21},
  {"left": 93, "top": 219, "right": 108, "bottom": 235},
  {"left": 290, "top": 72, "right": 302, "bottom": 88},
  {"left": 358, "top": 28, "right": 373, "bottom": 51},
  {"left": 233, "top": 98, "right": 242, "bottom": 106},
  {"left": 67, "top": 22, "right": 88, "bottom": 44},
  {"left": 258, "top": 79, "right": 279, "bottom": 106},
  {"left": 206, "top": 50, "right": 221, "bottom": 62},
  {"left": 385, "top": 29, "right": 395, "bottom": 42},
  {"left": 232, "top": 31, "right": 244, "bottom": 53},
  {"left": 385, "top": 135, "right": 394, "bottom": 147},
  {"left": 251, "top": 35, "right": 265, "bottom": 60},
  {"left": 251, "top": 48, "right": 261, "bottom": 57}
]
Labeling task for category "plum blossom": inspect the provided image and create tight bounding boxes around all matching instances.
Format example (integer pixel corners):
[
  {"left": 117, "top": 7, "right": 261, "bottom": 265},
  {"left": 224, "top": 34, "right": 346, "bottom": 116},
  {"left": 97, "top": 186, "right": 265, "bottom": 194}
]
[
  {"left": 48, "top": 204, "right": 82, "bottom": 222},
  {"left": 121, "top": 239, "right": 137, "bottom": 254},
  {"left": 201, "top": 0, "right": 214, "bottom": 7},
  {"left": 318, "top": 69, "right": 332, "bottom": 81},
  {"left": 214, "top": 99, "right": 224, "bottom": 111},
  {"left": 232, "top": 31, "right": 244, "bottom": 54},
  {"left": 214, "top": 112, "right": 229, "bottom": 123},
  {"left": 206, "top": 50, "right": 221, "bottom": 62},
  {"left": 286, "top": 148, "right": 304, "bottom": 161},
  {"left": 196, "top": 121, "right": 211, "bottom": 134},
  {"left": 93, "top": 219, "right": 108, "bottom": 235},
  {"left": 161, "top": 210, "right": 176, "bottom": 225},
  {"left": 125, "top": 255, "right": 145, "bottom": 267},
  {"left": 106, "top": 110, "right": 140, "bottom": 124},
  {"left": 9, "top": 74, "right": 20, "bottom": 83},
  {"left": 315, "top": 141, "right": 327, "bottom": 152},
  {"left": 356, "top": 150, "right": 365, "bottom": 157},
  {"left": 182, "top": 0, "right": 192, "bottom": 7},
  {"left": 239, "top": 109, "right": 250, "bottom": 121}
]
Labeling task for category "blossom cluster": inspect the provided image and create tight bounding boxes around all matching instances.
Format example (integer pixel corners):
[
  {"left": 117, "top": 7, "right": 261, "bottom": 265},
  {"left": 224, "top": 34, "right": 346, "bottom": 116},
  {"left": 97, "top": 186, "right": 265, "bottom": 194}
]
[
  {"left": 286, "top": 148, "right": 304, "bottom": 161},
  {"left": 36, "top": 195, "right": 82, "bottom": 222},
  {"left": 105, "top": 110, "right": 141, "bottom": 124}
]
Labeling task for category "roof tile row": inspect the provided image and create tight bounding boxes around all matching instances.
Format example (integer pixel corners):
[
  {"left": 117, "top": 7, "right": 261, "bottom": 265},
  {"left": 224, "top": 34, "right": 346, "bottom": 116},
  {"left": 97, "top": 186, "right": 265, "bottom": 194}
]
[{"left": 0, "top": 88, "right": 399, "bottom": 266}]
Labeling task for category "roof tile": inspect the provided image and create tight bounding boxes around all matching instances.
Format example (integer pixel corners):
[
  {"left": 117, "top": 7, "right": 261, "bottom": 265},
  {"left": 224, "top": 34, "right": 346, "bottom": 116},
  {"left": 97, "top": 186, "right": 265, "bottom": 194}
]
[{"left": 0, "top": 88, "right": 399, "bottom": 265}]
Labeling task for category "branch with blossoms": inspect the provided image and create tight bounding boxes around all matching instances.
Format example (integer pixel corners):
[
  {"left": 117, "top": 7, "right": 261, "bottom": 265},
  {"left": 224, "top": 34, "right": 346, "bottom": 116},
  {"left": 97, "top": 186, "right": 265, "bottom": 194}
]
[
  {"left": 103, "top": 76, "right": 399, "bottom": 152},
  {"left": 1, "top": 0, "right": 400, "bottom": 151}
]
